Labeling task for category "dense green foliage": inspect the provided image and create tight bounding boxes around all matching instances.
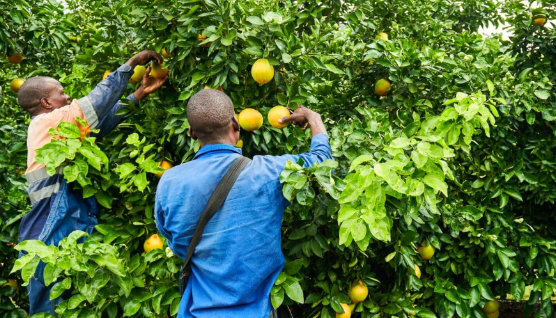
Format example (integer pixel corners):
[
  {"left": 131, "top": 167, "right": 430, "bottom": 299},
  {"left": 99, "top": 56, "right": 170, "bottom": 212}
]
[{"left": 2, "top": 0, "right": 556, "bottom": 317}]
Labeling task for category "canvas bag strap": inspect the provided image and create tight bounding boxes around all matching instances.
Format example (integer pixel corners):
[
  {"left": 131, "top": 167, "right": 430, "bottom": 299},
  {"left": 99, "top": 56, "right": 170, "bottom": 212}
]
[{"left": 179, "top": 156, "right": 251, "bottom": 295}]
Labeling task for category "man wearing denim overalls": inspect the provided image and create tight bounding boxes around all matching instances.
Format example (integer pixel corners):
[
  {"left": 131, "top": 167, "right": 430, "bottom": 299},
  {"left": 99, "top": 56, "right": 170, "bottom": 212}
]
[{"left": 17, "top": 50, "right": 168, "bottom": 315}]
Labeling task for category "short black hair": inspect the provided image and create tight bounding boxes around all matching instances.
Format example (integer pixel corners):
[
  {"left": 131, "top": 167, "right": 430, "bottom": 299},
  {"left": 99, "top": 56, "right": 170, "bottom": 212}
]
[
  {"left": 187, "top": 89, "right": 235, "bottom": 142},
  {"left": 18, "top": 76, "right": 58, "bottom": 113}
]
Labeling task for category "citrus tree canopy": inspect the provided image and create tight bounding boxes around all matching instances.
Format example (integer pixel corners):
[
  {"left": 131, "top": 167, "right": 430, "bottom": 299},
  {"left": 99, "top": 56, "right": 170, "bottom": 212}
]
[{"left": 1, "top": 0, "right": 556, "bottom": 318}]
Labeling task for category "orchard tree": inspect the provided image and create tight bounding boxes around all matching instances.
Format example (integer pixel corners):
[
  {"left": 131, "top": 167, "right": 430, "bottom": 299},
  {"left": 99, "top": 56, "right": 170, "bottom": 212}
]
[{"left": 2, "top": 1, "right": 556, "bottom": 318}]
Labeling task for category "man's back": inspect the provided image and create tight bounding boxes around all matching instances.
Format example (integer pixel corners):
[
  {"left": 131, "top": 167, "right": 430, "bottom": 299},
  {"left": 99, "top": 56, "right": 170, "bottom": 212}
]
[{"left": 155, "top": 135, "right": 331, "bottom": 318}]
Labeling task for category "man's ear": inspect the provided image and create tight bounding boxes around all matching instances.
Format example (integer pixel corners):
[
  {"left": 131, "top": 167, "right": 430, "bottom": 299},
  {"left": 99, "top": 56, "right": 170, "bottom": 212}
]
[
  {"left": 40, "top": 97, "right": 52, "bottom": 109},
  {"left": 232, "top": 117, "right": 240, "bottom": 132},
  {"left": 189, "top": 127, "right": 198, "bottom": 140}
]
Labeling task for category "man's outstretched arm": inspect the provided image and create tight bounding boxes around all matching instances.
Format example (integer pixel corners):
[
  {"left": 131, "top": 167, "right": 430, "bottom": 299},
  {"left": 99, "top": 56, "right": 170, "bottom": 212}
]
[
  {"left": 78, "top": 50, "right": 166, "bottom": 131},
  {"left": 92, "top": 64, "right": 168, "bottom": 138}
]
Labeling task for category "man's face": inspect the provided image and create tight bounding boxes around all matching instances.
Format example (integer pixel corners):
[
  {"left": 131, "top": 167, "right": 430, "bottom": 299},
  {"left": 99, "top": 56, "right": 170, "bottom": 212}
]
[{"left": 43, "top": 80, "right": 70, "bottom": 110}]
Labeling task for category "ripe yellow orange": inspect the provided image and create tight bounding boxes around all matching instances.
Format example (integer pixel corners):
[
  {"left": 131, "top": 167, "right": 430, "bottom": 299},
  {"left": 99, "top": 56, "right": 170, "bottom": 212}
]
[
  {"left": 336, "top": 303, "right": 351, "bottom": 318},
  {"left": 198, "top": 34, "right": 211, "bottom": 48},
  {"left": 162, "top": 48, "right": 171, "bottom": 58},
  {"left": 375, "top": 79, "right": 391, "bottom": 96},
  {"left": 414, "top": 264, "right": 421, "bottom": 279},
  {"left": 236, "top": 140, "right": 243, "bottom": 148},
  {"left": 417, "top": 242, "right": 435, "bottom": 260},
  {"left": 268, "top": 106, "right": 290, "bottom": 128},
  {"left": 238, "top": 108, "right": 263, "bottom": 131},
  {"left": 8, "top": 52, "right": 25, "bottom": 64},
  {"left": 348, "top": 280, "right": 368, "bottom": 304},
  {"left": 486, "top": 311, "right": 499, "bottom": 318},
  {"left": 483, "top": 299, "right": 499, "bottom": 314},
  {"left": 3, "top": 279, "right": 18, "bottom": 291},
  {"left": 533, "top": 17, "right": 547, "bottom": 26},
  {"left": 375, "top": 32, "right": 388, "bottom": 41},
  {"left": 151, "top": 62, "right": 169, "bottom": 79},
  {"left": 156, "top": 161, "right": 173, "bottom": 178},
  {"left": 129, "top": 65, "right": 146, "bottom": 84},
  {"left": 10, "top": 78, "right": 25, "bottom": 93},
  {"left": 251, "top": 59, "right": 275, "bottom": 84},
  {"left": 144, "top": 234, "right": 164, "bottom": 253},
  {"left": 102, "top": 70, "right": 111, "bottom": 80}
]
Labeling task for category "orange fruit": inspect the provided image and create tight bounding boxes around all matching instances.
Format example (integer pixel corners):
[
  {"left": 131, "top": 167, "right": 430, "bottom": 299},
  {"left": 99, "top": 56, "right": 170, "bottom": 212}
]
[
  {"left": 150, "top": 61, "right": 169, "bottom": 79},
  {"left": 268, "top": 106, "right": 290, "bottom": 128},
  {"left": 129, "top": 65, "right": 146, "bottom": 84},
  {"left": 238, "top": 108, "right": 263, "bottom": 131},
  {"left": 414, "top": 264, "right": 421, "bottom": 279},
  {"left": 236, "top": 140, "right": 243, "bottom": 148},
  {"left": 198, "top": 34, "right": 211, "bottom": 48},
  {"left": 533, "top": 17, "right": 547, "bottom": 26},
  {"left": 486, "top": 311, "right": 499, "bottom": 318},
  {"left": 417, "top": 242, "right": 435, "bottom": 260},
  {"left": 8, "top": 52, "right": 25, "bottom": 64},
  {"left": 102, "top": 70, "right": 111, "bottom": 80},
  {"left": 483, "top": 300, "right": 499, "bottom": 314},
  {"left": 156, "top": 161, "right": 173, "bottom": 178},
  {"left": 375, "top": 32, "right": 388, "bottom": 41},
  {"left": 162, "top": 48, "right": 171, "bottom": 58},
  {"left": 348, "top": 280, "right": 368, "bottom": 304},
  {"left": 3, "top": 279, "right": 18, "bottom": 291},
  {"left": 10, "top": 78, "right": 25, "bottom": 93},
  {"left": 336, "top": 303, "right": 351, "bottom": 318},
  {"left": 251, "top": 59, "right": 274, "bottom": 84},
  {"left": 375, "top": 79, "right": 391, "bottom": 96},
  {"left": 144, "top": 234, "right": 164, "bottom": 253}
]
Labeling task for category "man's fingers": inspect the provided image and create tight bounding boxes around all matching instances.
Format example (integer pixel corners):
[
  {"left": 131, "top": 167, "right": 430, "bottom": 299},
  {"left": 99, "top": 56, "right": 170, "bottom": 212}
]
[
  {"left": 154, "top": 52, "right": 164, "bottom": 64},
  {"left": 278, "top": 114, "right": 296, "bottom": 124},
  {"left": 144, "top": 66, "right": 151, "bottom": 78}
]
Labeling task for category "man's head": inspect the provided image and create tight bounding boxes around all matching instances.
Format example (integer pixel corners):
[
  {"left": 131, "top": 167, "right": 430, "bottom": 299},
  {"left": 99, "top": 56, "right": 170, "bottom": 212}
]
[
  {"left": 187, "top": 89, "right": 239, "bottom": 145},
  {"left": 18, "top": 77, "right": 70, "bottom": 116}
]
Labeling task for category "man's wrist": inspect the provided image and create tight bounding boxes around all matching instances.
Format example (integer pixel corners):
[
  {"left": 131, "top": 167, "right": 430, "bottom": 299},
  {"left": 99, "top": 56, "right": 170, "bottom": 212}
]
[
  {"left": 125, "top": 58, "right": 138, "bottom": 68},
  {"left": 133, "top": 87, "right": 147, "bottom": 101}
]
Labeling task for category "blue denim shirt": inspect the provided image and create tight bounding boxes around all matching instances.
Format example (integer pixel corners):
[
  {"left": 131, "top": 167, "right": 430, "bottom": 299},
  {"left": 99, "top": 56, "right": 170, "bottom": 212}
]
[{"left": 155, "top": 134, "right": 333, "bottom": 318}]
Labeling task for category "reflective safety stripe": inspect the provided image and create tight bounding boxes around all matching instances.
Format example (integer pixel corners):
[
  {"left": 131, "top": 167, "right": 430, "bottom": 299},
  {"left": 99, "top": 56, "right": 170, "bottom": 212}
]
[
  {"left": 25, "top": 167, "right": 62, "bottom": 184},
  {"left": 29, "top": 183, "right": 60, "bottom": 204},
  {"left": 78, "top": 96, "right": 99, "bottom": 129}
]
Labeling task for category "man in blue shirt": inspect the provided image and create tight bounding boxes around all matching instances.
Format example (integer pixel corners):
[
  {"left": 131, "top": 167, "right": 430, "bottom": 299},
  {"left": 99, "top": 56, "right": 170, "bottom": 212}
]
[
  {"left": 18, "top": 50, "right": 168, "bottom": 315},
  {"left": 155, "top": 89, "right": 333, "bottom": 318}
]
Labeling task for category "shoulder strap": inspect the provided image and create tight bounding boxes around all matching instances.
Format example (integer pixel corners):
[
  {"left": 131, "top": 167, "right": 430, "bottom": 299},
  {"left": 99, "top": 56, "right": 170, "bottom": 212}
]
[{"left": 179, "top": 156, "right": 251, "bottom": 294}]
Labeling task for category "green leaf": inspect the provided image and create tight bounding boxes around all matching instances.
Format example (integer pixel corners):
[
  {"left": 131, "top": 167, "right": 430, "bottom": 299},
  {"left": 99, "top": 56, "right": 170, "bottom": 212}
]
[
  {"left": 123, "top": 299, "right": 141, "bottom": 316},
  {"left": 534, "top": 90, "right": 550, "bottom": 100},
  {"left": 247, "top": 16, "right": 264, "bottom": 25},
  {"left": 283, "top": 280, "right": 304, "bottom": 303},
  {"left": 349, "top": 155, "right": 373, "bottom": 172},
  {"left": 271, "top": 287, "right": 284, "bottom": 309},
  {"left": 504, "top": 188, "right": 523, "bottom": 201},
  {"left": 282, "top": 53, "right": 292, "bottom": 63},
  {"left": 390, "top": 136, "right": 411, "bottom": 149},
  {"left": 324, "top": 64, "right": 345, "bottom": 74},
  {"left": 50, "top": 277, "right": 72, "bottom": 300},
  {"left": 56, "top": 122, "right": 82, "bottom": 139},
  {"left": 422, "top": 174, "right": 448, "bottom": 196},
  {"left": 221, "top": 29, "right": 237, "bottom": 46},
  {"left": 461, "top": 206, "right": 483, "bottom": 221},
  {"left": 133, "top": 172, "right": 148, "bottom": 192}
]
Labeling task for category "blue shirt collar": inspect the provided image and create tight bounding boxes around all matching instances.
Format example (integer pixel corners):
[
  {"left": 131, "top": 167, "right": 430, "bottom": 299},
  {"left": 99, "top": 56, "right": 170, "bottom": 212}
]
[{"left": 193, "top": 144, "right": 242, "bottom": 160}]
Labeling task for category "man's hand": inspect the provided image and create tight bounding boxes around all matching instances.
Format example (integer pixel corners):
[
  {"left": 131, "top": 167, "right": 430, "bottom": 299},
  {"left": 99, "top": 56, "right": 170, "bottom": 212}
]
[
  {"left": 126, "top": 50, "right": 163, "bottom": 68},
  {"left": 132, "top": 66, "right": 169, "bottom": 101},
  {"left": 279, "top": 105, "right": 327, "bottom": 136}
]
